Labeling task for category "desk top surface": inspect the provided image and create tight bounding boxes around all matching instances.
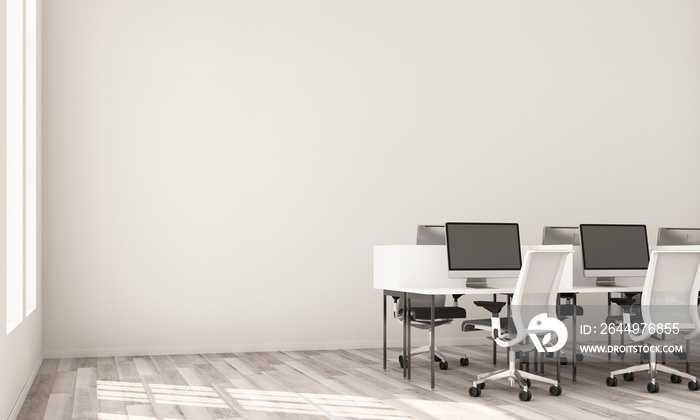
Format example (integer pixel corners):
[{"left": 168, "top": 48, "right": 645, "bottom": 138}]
[
  {"left": 382, "top": 285, "right": 643, "bottom": 295},
  {"left": 384, "top": 287, "right": 515, "bottom": 295},
  {"left": 566, "top": 286, "right": 642, "bottom": 294}
]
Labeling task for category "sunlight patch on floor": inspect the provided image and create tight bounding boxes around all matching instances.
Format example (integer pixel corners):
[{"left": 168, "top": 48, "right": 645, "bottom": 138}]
[
  {"left": 95, "top": 379, "right": 444, "bottom": 419},
  {"left": 397, "top": 398, "right": 520, "bottom": 419},
  {"left": 228, "top": 388, "right": 413, "bottom": 419},
  {"left": 96, "top": 381, "right": 149, "bottom": 404},
  {"left": 149, "top": 383, "right": 229, "bottom": 408}
]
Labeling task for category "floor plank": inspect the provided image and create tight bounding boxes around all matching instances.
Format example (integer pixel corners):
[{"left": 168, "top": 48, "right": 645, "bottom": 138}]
[{"left": 17, "top": 345, "right": 700, "bottom": 419}]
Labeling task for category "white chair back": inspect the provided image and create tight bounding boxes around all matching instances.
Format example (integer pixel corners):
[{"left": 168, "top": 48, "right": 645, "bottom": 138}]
[
  {"left": 641, "top": 248, "right": 700, "bottom": 332},
  {"left": 509, "top": 249, "right": 571, "bottom": 342}
]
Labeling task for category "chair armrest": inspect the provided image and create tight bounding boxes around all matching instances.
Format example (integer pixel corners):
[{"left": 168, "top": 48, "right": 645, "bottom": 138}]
[
  {"left": 474, "top": 301, "right": 506, "bottom": 317},
  {"left": 473, "top": 301, "right": 507, "bottom": 340},
  {"left": 610, "top": 297, "right": 635, "bottom": 310},
  {"left": 391, "top": 296, "right": 400, "bottom": 318},
  {"left": 609, "top": 297, "right": 638, "bottom": 328},
  {"left": 461, "top": 322, "right": 477, "bottom": 332}
]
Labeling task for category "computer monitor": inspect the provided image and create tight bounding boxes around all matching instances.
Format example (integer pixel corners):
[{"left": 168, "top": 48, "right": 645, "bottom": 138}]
[
  {"left": 579, "top": 224, "right": 649, "bottom": 286},
  {"left": 416, "top": 225, "right": 445, "bottom": 245},
  {"left": 542, "top": 226, "right": 580, "bottom": 246},
  {"left": 657, "top": 228, "right": 700, "bottom": 246},
  {"left": 445, "top": 222, "right": 522, "bottom": 288}
]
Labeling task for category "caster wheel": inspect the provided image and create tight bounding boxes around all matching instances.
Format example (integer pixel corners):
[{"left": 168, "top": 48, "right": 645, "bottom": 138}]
[
  {"left": 477, "top": 382, "right": 485, "bottom": 390},
  {"left": 688, "top": 381, "right": 700, "bottom": 391},
  {"left": 671, "top": 374, "right": 682, "bottom": 384},
  {"left": 623, "top": 372, "right": 635, "bottom": 382},
  {"left": 439, "top": 361, "right": 448, "bottom": 370},
  {"left": 647, "top": 382, "right": 660, "bottom": 393},
  {"left": 545, "top": 352, "right": 554, "bottom": 358},
  {"left": 560, "top": 357, "right": 568, "bottom": 366},
  {"left": 677, "top": 352, "right": 688, "bottom": 360},
  {"left": 549, "top": 385, "right": 562, "bottom": 396},
  {"left": 460, "top": 357, "right": 469, "bottom": 366},
  {"left": 606, "top": 377, "right": 618, "bottom": 387},
  {"left": 576, "top": 353, "right": 584, "bottom": 362},
  {"left": 518, "top": 390, "right": 532, "bottom": 401},
  {"left": 469, "top": 386, "right": 481, "bottom": 397},
  {"left": 398, "top": 355, "right": 404, "bottom": 368}
]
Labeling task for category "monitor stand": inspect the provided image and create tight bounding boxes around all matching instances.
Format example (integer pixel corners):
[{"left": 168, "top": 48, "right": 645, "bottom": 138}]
[
  {"left": 466, "top": 278, "right": 492, "bottom": 289},
  {"left": 596, "top": 277, "right": 618, "bottom": 287}
]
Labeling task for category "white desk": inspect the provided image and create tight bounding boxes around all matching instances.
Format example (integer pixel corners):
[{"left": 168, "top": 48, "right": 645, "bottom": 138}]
[
  {"left": 375, "top": 245, "right": 644, "bottom": 389},
  {"left": 382, "top": 285, "right": 643, "bottom": 389},
  {"left": 568, "top": 286, "right": 642, "bottom": 294},
  {"left": 382, "top": 287, "right": 514, "bottom": 389}
]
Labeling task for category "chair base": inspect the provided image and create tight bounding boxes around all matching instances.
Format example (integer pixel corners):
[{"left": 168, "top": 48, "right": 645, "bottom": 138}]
[
  {"left": 399, "top": 326, "right": 469, "bottom": 370},
  {"left": 399, "top": 345, "right": 452, "bottom": 370},
  {"left": 470, "top": 349, "right": 561, "bottom": 401},
  {"left": 411, "top": 345, "right": 447, "bottom": 363},
  {"left": 608, "top": 347, "right": 699, "bottom": 392}
]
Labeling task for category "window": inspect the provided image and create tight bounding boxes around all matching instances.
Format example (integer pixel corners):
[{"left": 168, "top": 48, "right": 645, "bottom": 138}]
[
  {"left": 6, "top": 0, "right": 37, "bottom": 334},
  {"left": 25, "top": 0, "right": 38, "bottom": 316}
]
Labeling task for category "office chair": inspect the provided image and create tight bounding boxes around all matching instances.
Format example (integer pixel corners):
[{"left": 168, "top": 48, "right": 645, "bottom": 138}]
[
  {"left": 394, "top": 294, "right": 467, "bottom": 370},
  {"left": 461, "top": 296, "right": 580, "bottom": 369},
  {"left": 467, "top": 249, "right": 571, "bottom": 401},
  {"left": 605, "top": 249, "right": 700, "bottom": 393},
  {"left": 392, "top": 225, "right": 468, "bottom": 370},
  {"left": 556, "top": 293, "right": 585, "bottom": 365},
  {"left": 606, "top": 293, "right": 642, "bottom": 361}
]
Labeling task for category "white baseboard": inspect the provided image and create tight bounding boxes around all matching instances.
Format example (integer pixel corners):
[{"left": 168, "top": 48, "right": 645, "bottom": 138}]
[
  {"left": 9, "top": 352, "right": 43, "bottom": 420},
  {"left": 43, "top": 337, "right": 484, "bottom": 359}
]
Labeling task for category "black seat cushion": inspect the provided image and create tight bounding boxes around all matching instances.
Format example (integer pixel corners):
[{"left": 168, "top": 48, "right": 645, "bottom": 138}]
[
  {"left": 606, "top": 313, "right": 643, "bottom": 324},
  {"left": 398, "top": 306, "right": 466, "bottom": 320},
  {"left": 610, "top": 297, "right": 635, "bottom": 308},
  {"left": 557, "top": 305, "right": 584, "bottom": 317}
]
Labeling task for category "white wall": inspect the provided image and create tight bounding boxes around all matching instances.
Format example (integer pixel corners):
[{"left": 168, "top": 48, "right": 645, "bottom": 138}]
[
  {"left": 42, "top": 0, "right": 700, "bottom": 357},
  {"left": 1, "top": 1, "right": 43, "bottom": 418}
]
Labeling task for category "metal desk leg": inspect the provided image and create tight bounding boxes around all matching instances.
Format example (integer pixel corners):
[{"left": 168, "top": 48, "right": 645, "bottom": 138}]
[
  {"left": 493, "top": 294, "right": 498, "bottom": 365},
  {"left": 430, "top": 294, "right": 435, "bottom": 390},
  {"left": 572, "top": 293, "right": 577, "bottom": 382},
  {"left": 556, "top": 349, "right": 561, "bottom": 382},
  {"left": 407, "top": 295, "right": 411, "bottom": 380},
  {"left": 383, "top": 294, "right": 387, "bottom": 370},
  {"left": 401, "top": 293, "right": 408, "bottom": 378},
  {"left": 662, "top": 333, "right": 666, "bottom": 365},
  {"left": 607, "top": 292, "right": 612, "bottom": 361},
  {"left": 505, "top": 294, "right": 513, "bottom": 365}
]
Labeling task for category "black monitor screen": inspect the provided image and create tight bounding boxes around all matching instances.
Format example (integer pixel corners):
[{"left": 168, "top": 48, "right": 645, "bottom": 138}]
[
  {"left": 445, "top": 223, "right": 522, "bottom": 271},
  {"left": 579, "top": 224, "right": 649, "bottom": 270}
]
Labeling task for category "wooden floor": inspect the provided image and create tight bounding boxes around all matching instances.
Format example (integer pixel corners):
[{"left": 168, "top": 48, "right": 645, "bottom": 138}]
[{"left": 17, "top": 344, "right": 700, "bottom": 419}]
